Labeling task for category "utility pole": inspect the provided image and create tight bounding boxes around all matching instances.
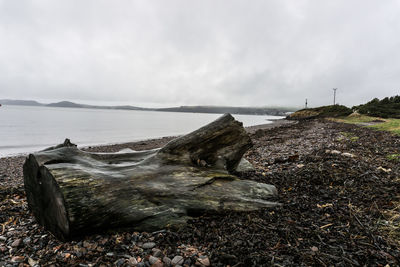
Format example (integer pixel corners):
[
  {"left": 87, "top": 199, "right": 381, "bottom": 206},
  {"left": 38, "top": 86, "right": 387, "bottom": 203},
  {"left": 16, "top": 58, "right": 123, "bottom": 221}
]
[
  {"left": 305, "top": 98, "right": 308, "bottom": 109},
  {"left": 333, "top": 88, "right": 337, "bottom": 105}
]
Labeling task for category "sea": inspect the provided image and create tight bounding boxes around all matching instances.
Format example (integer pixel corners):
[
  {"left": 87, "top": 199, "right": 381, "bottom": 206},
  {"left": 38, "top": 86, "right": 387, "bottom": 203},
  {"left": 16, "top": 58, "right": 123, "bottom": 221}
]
[{"left": 0, "top": 105, "right": 283, "bottom": 157}]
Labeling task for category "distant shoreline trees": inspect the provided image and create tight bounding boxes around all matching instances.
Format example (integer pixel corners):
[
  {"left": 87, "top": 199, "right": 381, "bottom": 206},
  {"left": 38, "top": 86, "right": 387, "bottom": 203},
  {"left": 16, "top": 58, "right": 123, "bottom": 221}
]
[{"left": 353, "top": 95, "right": 400, "bottom": 118}]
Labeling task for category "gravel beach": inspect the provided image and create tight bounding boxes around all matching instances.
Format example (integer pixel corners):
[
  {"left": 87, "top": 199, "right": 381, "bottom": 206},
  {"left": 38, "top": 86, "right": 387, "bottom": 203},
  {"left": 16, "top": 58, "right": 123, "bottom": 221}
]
[{"left": 1, "top": 119, "right": 399, "bottom": 266}]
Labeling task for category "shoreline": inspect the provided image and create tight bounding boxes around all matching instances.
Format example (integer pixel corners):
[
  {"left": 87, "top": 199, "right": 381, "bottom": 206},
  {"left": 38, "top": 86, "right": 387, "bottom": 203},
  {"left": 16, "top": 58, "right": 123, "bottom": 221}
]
[
  {"left": 1, "top": 119, "right": 295, "bottom": 158},
  {"left": 84, "top": 119, "right": 296, "bottom": 153}
]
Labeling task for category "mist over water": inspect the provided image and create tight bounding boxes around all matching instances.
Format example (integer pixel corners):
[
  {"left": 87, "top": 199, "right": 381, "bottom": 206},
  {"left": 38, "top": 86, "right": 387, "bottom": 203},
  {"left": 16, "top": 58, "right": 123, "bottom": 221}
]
[{"left": 0, "top": 105, "right": 283, "bottom": 157}]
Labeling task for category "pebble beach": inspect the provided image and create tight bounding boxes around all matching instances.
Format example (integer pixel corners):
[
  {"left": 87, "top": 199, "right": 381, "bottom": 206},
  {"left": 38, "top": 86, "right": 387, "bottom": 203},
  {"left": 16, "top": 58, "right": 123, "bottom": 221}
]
[{"left": 1, "top": 119, "right": 399, "bottom": 266}]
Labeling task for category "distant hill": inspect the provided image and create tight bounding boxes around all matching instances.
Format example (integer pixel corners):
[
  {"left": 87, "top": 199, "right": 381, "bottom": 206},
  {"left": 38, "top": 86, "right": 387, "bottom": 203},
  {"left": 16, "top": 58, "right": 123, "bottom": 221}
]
[
  {"left": 1, "top": 99, "right": 151, "bottom": 111},
  {"left": 0, "top": 99, "right": 43, "bottom": 106},
  {"left": 158, "top": 106, "right": 293, "bottom": 116},
  {"left": 47, "top": 101, "right": 151, "bottom": 111},
  {"left": 47, "top": 101, "right": 83, "bottom": 108},
  {"left": 0, "top": 99, "right": 294, "bottom": 116},
  {"left": 352, "top": 95, "right": 400, "bottom": 118}
]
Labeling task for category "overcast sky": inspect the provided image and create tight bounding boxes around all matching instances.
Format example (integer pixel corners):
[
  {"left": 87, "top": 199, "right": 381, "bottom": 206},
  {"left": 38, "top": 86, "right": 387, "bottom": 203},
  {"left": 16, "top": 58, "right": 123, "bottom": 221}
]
[{"left": 0, "top": 0, "right": 399, "bottom": 108}]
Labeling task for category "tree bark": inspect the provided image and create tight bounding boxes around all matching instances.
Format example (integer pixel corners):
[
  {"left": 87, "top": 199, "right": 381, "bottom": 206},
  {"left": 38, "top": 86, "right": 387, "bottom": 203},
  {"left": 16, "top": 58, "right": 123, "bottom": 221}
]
[{"left": 23, "top": 114, "right": 278, "bottom": 240}]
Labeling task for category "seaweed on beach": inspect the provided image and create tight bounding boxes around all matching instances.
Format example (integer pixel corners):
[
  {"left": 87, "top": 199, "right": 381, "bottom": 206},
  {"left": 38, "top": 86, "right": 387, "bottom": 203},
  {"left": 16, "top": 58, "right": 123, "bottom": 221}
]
[{"left": 0, "top": 120, "right": 399, "bottom": 266}]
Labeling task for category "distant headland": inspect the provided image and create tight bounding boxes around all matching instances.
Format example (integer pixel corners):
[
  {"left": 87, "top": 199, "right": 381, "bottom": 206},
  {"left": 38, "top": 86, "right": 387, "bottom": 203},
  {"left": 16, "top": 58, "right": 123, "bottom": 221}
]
[{"left": 0, "top": 99, "right": 295, "bottom": 116}]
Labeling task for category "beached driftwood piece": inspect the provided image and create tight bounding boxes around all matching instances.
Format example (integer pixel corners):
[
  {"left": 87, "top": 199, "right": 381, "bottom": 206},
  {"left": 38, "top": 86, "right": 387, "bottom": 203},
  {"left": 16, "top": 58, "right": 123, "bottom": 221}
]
[{"left": 23, "top": 114, "right": 278, "bottom": 240}]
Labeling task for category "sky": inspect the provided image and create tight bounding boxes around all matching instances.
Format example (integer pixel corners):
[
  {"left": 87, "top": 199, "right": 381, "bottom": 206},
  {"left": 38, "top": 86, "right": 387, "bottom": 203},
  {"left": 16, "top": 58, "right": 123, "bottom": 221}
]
[{"left": 0, "top": 0, "right": 399, "bottom": 108}]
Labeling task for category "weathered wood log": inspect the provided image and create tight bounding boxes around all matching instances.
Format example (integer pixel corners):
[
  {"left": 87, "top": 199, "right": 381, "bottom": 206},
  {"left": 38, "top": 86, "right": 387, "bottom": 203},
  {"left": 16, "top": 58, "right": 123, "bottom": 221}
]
[{"left": 23, "top": 114, "right": 278, "bottom": 240}]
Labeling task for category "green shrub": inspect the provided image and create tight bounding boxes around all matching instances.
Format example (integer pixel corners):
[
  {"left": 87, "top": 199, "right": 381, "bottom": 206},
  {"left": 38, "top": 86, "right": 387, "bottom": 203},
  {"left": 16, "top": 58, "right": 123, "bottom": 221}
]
[{"left": 353, "top": 95, "right": 400, "bottom": 118}]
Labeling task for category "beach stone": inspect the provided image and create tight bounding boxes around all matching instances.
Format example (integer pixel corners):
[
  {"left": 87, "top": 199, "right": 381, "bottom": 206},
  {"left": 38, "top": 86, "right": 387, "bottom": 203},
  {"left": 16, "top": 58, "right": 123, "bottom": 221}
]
[
  {"left": 198, "top": 159, "right": 207, "bottom": 167},
  {"left": 183, "top": 258, "right": 192, "bottom": 266},
  {"left": 342, "top": 152, "right": 354, "bottom": 158},
  {"left": 78, "top": 247, "right": 87, "bottom": 255},
  {"left": 11, "top": 256, "right": 25, "bottom": 262},
  {"left": 142, "top": 242, "right": 156, "bottom": 249},
  {"left": 0, "top": 236, "right": 6, "bottom": 242},
  {"left": 163, "top": 256, "right": 172, "bottom": 266},
  {"left": 23, "top": 237, "right": 32, "bottom": 244},
  {"left": 114, "top": 258, "right": 125, "bottom": 267},
  {"left": 11, "top": 238, "right": 22, "bottom": 247},
  {"left": 152, "top": 248, "right": 163, "bottom": 257},
  {"left": 171, "top": 256, "right": 184, "bottom": 265},
  {"left": 219, "top": 253, "right": 237, "bottom": 263},
  {"left": 236, "top": 158, "right": 255, "bottom": 172},
  {"left": 28, "top": 258, "right": 38, "bottom": 266},
  {"left": 149, "top": 256, "right": 159, "bottom": 265},
  {"left": 196, "top": 256, "right": 210, "bottom": 266},
  {"left": 128, "top": 257, "right": 138, "bottom": 266},
  {"left": 151, "top": 261, "right": 164, "bottom": 267}
]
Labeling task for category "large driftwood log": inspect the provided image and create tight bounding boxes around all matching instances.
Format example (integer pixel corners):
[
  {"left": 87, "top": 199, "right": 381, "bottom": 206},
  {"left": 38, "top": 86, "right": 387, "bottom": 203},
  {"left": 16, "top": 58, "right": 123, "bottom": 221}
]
[{"left": 23, "top": 114, "right": 278, "bottom": 240}]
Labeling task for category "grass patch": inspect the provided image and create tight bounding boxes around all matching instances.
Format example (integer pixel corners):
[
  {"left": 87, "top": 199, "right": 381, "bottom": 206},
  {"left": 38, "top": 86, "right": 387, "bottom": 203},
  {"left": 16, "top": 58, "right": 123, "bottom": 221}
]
[
  {"left": 332, "top": 113, "right": 382, "bottom": 124},
  {"left": 387, "top": 154, "right": 400, "bottom": 162},
  {"left": 369, "top": 119, "right": 400, "bottom": 135},
  {"left": 339, "top": 131, "right": 359, "bottom": 142},
  {"left": 332, "top": 113, "right": 400, "bottom": 136}
]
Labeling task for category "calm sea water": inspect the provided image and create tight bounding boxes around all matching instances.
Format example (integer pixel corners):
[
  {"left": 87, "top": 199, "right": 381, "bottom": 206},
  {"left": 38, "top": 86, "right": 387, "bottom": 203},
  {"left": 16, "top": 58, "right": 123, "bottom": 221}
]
[{"left": 0, "top": 105, "right": 283, "bottom": 157}]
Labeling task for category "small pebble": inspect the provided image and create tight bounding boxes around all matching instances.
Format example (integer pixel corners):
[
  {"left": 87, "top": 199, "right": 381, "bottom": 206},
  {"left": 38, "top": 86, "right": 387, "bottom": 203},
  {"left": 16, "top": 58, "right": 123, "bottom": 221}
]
[
  {"left": 83, "top": 240, "right": 91, "bottom": 248},
  {"left": 163, "top": 256, "right": 172, "bottom": 266},
  {"left": 142, "top": 242, "right": 156, "bottom": 249},
  {"left": 151, "top": 261, "right": 164, "bottom": 267},
  {"left": 196, "top": 256, "right": 210, "bottom": 266},
  {"left": 183, "top": 258, "right": 192, "bottom": 266},
  {"left": 114, "top": 259, "right": 125, "bottom": 267},
  {"left": 28, "top": 258, "right": 37, "bottom": 266},
  {"left": 342, "top": 152, "right": 355, "bottom": 158},
  {"left": 128, "top": 257, "right": 138, "bottom": 266},
  {"left": 148, "top": 256, "right": 159, "bottom": 265},
  {"left": 11, "top": 238, "right": 22, "bottom": 247},
  {"left": 152, "top": 248, "right": 163, "bottom": 258},
  {"left": 11, "top": 256, "right": 25, "bottom": 262},
  {"left": 171, "top": 256, "right": 184, "bottom": 265}
]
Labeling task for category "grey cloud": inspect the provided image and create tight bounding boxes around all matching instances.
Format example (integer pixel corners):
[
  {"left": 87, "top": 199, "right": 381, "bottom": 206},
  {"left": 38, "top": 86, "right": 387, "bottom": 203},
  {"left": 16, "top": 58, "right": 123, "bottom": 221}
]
[{"left": 0, "top": 0, "right": 399, "bottom": 108}]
